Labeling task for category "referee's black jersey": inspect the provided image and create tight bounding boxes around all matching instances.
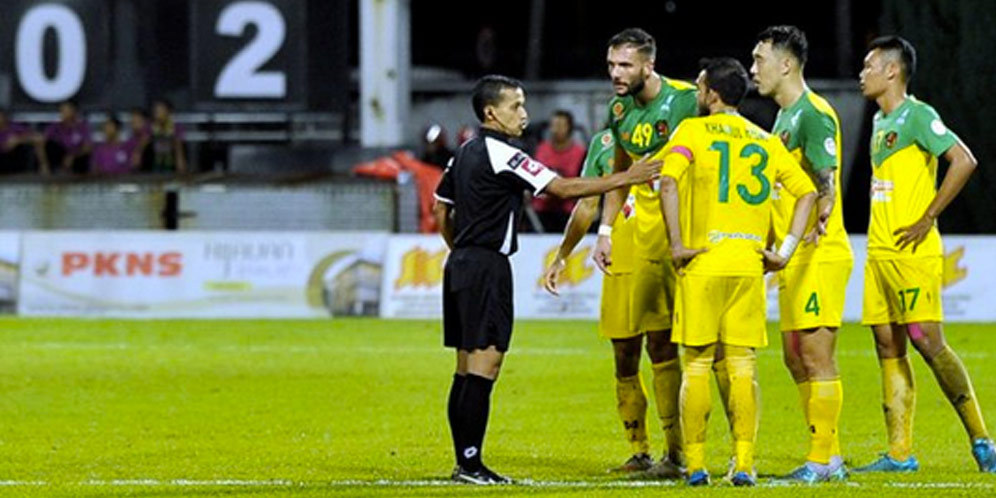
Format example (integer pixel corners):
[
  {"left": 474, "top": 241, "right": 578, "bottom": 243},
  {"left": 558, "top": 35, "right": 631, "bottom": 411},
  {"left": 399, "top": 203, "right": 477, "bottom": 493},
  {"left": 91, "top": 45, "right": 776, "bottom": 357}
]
[{"left": 434, "top": 128, "right": 558, "bottom": 256}]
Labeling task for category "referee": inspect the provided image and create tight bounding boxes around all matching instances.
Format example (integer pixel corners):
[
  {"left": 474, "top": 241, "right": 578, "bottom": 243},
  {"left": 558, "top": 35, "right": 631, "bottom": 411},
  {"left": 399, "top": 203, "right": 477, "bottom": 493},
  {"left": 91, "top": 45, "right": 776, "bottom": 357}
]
[{"left": 434, "top": 74, "right": 662, "bottom": 484}]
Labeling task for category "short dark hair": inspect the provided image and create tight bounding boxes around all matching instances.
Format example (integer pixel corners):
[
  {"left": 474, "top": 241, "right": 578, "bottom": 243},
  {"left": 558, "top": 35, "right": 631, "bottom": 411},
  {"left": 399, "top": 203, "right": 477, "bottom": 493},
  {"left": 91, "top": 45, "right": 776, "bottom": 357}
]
[
  {"left": 105, "top": 115, "right": 121, "bottom": 129},
  {"left": 61, "top": 100, "right": 79, "bottom": 110},
  {"left": 757, "top": 25, "right": 808, "bottom": 66},
  {"left": 868, "top": 35, "right": 917, "bottom": 81},
  {"left": 551, "top": 109, "right": 574, "bottom": 132},
  {"left": 130, "top": 107, "right": 149, "bottom": 119},
  {"left": 471, "top": 75, "right": 523, "bottom": 122},
  {"left": 700, "top": 58, "right": 750, "bottom": 107},
  {"left": 608, "top": 28, "right": 656, "bottom": 61}
]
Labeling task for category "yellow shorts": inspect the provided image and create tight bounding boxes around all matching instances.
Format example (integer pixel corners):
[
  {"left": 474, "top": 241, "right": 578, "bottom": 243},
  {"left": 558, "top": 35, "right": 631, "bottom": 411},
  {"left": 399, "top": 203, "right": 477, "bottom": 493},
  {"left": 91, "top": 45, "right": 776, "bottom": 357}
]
[
  {"left": 862, "top": 257, "right": 943, "bottom": 325},
  {"left": 777, "top": 260, "right": 853, "bottom": 332},
  {"left": 629, "top": 258, "right": 676, "bottom": 333},
  {"left": 599, "top": 272, "right": 637, "bottom": 339},
  {"left": 673, "top": 274, "right": 767, "bottom": 348}
]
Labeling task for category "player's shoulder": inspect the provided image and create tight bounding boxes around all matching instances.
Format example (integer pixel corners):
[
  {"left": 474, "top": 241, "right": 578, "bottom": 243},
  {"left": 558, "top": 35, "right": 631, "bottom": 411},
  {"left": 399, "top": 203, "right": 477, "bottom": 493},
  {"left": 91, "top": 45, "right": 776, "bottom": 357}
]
[
  {"left": 801, "top": 91, "right": 840, "bottom": 123},
  {"left": 589, "top": 129, "right": 615, "bottom": 149},
  {"left": 905, "top": 96, "right": 944, "bottom": 123},
  {"left": 662, "top": 77, "right": 696, "bottom": 92},
  {"left": 733, "top": 114, "right": 773, "bottom": 142}
]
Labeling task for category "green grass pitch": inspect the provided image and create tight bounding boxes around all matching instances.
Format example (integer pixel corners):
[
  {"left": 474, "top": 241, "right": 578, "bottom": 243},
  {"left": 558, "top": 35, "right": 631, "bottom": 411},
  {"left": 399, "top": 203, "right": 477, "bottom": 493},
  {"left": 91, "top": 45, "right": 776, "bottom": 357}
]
[{"left": 1, "top": 318, "right": 995, "bottom": 496}]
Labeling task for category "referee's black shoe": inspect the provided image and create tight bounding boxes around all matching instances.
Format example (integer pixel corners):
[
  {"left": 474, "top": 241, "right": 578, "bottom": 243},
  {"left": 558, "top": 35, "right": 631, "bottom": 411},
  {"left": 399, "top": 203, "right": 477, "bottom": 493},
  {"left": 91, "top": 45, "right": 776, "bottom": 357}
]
[{"left": 452, "top": 465, "right": 513, "bottom": 485}]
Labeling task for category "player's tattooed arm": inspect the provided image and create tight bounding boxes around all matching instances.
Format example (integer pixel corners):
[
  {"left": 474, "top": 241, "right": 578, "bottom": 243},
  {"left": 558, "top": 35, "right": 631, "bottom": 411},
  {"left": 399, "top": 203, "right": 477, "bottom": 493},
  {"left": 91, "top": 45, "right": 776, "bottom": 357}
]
[{"left": 805, "top": 168, "right": 835, "bottom": 245}]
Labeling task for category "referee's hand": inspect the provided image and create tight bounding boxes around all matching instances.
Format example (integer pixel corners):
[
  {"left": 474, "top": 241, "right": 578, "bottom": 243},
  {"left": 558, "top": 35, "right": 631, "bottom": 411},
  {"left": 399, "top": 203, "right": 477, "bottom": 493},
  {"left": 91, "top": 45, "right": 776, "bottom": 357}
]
[
  {"left": 543, "top": 258, "right": 566, "bottom": 296},
  {"left": 593, "top": 235, "right": 613, "bottom": 275},
  {"left": 626, "top": 155, "right": 663, "bottom": 184}
]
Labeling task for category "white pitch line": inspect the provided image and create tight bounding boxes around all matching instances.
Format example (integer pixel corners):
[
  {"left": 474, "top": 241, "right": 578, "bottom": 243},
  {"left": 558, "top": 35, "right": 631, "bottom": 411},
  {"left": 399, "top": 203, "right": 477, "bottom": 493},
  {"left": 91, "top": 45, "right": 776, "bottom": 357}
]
[{"left": 0, "top": 478, "right": 991, "bottom": 489}]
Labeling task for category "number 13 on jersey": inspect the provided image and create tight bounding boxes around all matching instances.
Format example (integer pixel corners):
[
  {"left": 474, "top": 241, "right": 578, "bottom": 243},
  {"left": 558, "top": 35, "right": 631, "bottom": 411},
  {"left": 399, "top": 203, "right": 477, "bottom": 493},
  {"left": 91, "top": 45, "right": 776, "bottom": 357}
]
[{"left": 709, "top": 140, "right": 771, "bottom": 205}]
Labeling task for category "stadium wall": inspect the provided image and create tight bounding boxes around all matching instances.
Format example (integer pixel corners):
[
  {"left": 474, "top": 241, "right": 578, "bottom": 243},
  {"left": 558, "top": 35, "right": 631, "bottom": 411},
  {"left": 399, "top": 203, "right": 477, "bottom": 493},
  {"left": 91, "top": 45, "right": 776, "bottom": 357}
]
[{"left": 0, "top": 232, "right": 991, "bottom": 322}]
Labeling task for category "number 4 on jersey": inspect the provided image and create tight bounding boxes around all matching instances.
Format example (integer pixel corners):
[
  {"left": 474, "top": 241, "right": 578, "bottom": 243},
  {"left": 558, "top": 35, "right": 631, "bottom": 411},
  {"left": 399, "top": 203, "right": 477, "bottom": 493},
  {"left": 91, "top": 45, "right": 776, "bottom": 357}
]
[{"left": 805, "top": 292, "right": 820, "bottom": 316}]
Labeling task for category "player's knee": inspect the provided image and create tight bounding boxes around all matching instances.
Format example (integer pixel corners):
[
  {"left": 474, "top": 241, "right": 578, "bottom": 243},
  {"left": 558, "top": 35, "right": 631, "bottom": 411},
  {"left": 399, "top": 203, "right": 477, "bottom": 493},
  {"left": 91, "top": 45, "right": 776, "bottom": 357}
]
[
  {"left": 800, "top": 351, "right": 837, "bottom": 379},
  {"left": 612, "top": 339, "right": 641, "bottom": 376},
  {"left": 907, "top": 322, "right": 945, "bottom": 360},
  {"left": 645, "top": 331, "right": 677, "bottom": 362}
]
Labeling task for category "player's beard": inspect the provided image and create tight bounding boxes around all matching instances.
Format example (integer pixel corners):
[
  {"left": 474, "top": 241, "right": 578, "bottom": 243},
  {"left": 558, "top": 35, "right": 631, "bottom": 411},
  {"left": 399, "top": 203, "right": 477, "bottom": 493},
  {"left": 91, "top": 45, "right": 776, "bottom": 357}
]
[
  {"left": 616, "top": 70, "right": 646, "bottom": 97},
  {"left": 625, "top": 77, "right": 645, "bottom": 97},
  {"left": 697, "top": 100, "right": 709, "bottom": 116}
]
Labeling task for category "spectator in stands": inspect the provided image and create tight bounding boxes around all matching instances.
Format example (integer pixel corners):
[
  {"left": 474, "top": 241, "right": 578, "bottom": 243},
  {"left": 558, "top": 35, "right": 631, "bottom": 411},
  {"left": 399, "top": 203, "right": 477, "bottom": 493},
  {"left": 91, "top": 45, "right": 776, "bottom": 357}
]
[
  {"left": 531, "top": 110, "right": 586, "bottom": 231},
  {"left": 420, "top": 123, "right": 453, "bottom": 169},
  {"left": 150, "top": 99, "right": 187, "bottom": 173},
  {"left": 44, "top": 100, "right": 92, "bottom": 174},
  {"left": 0, "top": 109, "right": 49, "bottom": 175},
  {"left": 91, "top": 117, "right": 133, "bottom": 175},
  {"left": 127, "top": 108, "right": 153, "bottom": 171}
]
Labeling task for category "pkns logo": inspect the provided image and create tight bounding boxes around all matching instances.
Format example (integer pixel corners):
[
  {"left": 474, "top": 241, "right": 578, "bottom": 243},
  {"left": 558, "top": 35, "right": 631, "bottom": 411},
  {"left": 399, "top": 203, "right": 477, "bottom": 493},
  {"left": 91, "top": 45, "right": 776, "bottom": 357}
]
[{"left": 60, "top": 252, "right": 183, "bottom": 277}]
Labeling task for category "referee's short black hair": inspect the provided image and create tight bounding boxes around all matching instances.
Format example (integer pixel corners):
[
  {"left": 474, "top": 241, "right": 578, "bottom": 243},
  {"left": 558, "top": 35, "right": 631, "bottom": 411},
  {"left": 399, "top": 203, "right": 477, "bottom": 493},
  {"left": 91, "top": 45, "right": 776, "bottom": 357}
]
[
  {"left": 471, "top": 75, "right": 524, "bottom": 122},
  {"left": 757, "top": 25, "right": 808, "bottom": 66},
  {"left": 868, "top": 35, "right": 917, "bottom": 82},
  {"left": 700, "top": 58, "right": 750, "bottom": 107},
  {"left": 608, "top": 28, "right": 656, "bottom": 61}
]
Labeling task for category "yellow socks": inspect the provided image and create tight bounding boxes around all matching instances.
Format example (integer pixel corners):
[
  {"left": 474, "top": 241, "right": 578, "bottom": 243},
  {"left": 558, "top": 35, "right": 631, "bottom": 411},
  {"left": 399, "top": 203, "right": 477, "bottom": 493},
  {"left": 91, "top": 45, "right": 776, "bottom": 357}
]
[
  {"left": 806, "top": 379, "right": 843, "bottom": 464},
  {"left": 726, "top": 346, "right": 758, "bottom": 473},
  {"left": 796, "top": 380, "right": 811, "bottom": 423},
  {"left": 929, "top": 346, "right": 990, "bottom": 441},
  {"left": 652, "top": 358, "right": 683, "bottom": 459},
  {"left": 680, "top": 347, "right": 714, "bottom": 473},
  {"left": 881, "top": 356, "right": 916, "bottom": 460},
  {"left": 713, "top": 358, "right": 733, "bottom": 430},
  {"left": 616, "top": 374, "right": 650, "bottom": 455}
]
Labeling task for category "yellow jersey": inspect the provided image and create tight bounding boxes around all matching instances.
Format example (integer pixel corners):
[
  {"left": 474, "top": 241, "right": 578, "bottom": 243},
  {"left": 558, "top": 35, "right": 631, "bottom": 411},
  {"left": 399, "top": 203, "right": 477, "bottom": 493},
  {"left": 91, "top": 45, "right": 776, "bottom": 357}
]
[
  {"left": 582, "top": 130, "right": 636, "bottom": 273},
  {"left": 771, "top": 90, "right": 853, "bottom": 266},
  {"left": 660, "top": 112, "right": 816, "bottom": 276},
  {"left": 867, "top": 96, "right": 957, "bottom": 260},
  {"left": 608, "top": 77, "right": 698, "bottom": 260}
]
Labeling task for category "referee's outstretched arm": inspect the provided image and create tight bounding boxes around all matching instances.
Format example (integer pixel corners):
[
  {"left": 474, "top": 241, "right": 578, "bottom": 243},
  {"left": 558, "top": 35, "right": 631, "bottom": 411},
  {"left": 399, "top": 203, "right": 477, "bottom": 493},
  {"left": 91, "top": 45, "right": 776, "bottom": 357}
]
[{"left": 544, "top": 154, "right": 661, "bottom": 199}]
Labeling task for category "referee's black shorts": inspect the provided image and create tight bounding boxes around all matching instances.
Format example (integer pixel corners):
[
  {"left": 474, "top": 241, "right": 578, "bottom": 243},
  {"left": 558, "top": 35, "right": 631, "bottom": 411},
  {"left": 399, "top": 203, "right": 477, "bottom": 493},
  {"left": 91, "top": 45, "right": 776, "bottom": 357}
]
[{"left": 443, "top": 246, "right": 513, "bottom": 352}]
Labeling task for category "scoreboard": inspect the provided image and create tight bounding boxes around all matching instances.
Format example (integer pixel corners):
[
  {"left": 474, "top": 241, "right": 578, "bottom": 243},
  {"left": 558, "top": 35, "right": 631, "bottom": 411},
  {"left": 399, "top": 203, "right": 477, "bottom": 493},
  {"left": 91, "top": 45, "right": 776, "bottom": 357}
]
[{"left": 0, "top": 0, "right": 347, "bottom": 111}]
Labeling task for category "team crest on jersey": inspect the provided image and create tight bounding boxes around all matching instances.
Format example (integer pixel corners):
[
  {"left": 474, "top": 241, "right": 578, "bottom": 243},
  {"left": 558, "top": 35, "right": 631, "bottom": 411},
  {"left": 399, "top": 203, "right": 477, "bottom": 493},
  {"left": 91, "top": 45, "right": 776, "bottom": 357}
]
[
  {"left": 600, "top": 133, "right": 613, "bottom": 147},
  {"left": 612, "top": 102, "right": 625, "bottom": 120},
  {"left": 779, "top": 130, "right": 791, "bottom": 146},
  {"left": 655, "top": 120, "right": 669, "bottom": 138},
  {"left": 885, "top": 131, "right": 898, "bottom": 149},
  {"left": 621, "top": 131, "right": 631, "bottom": 141}
]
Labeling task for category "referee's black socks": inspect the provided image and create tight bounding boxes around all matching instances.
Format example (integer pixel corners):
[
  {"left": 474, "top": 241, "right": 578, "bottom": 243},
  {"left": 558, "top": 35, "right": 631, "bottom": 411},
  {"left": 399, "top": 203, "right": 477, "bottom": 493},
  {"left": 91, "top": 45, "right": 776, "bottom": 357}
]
[
  {"left": 447, "top": 373, "right": 466, "bottom": 464},
  {"left": 457, "top": 373, "right": 495, "bottom": 471}
]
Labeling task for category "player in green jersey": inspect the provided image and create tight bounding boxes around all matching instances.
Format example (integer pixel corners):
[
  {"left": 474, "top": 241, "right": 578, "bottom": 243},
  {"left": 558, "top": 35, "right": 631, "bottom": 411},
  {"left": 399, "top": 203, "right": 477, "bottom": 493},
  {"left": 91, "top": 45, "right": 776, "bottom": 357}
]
[
  {"left": 854, "top": 35, "right": 996, "bottom": 474},
  {"left": 588, "top": 27, "right": 699, "bottom": 478},
  {"left": 751, "top": 25, "right": 853, "bottom": 483}
]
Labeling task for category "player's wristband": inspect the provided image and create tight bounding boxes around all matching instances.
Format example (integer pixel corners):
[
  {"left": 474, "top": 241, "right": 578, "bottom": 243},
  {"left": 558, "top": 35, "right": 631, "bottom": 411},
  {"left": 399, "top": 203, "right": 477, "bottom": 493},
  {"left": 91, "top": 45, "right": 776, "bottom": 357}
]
[
  {"left": 597, "top": 224, "right": 613, "bottom": 237},
  {"left": 777, "top": 234, "right": 800, "bottom": 260}
]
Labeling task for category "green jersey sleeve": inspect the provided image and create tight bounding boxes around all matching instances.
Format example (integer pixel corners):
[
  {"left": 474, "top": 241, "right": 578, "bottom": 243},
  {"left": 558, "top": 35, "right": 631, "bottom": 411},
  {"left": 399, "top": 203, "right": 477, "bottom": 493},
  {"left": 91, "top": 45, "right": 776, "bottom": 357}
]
[
  {"left": 799, "top": 109, "right": 838, "bottom": 172},
  {"left": 582, "top": 130, "right": 615, "bottom": 177},
  {"left": 909, "top": 103, "right": 959, "bottom": 157}
]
